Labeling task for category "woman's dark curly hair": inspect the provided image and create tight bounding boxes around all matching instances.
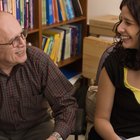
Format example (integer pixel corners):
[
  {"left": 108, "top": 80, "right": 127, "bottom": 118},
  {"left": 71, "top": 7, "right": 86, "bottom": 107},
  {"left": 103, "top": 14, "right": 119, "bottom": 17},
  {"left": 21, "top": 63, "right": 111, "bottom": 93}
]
[{"left": 112, "top": 0, "right": 140, "bottom": 70}]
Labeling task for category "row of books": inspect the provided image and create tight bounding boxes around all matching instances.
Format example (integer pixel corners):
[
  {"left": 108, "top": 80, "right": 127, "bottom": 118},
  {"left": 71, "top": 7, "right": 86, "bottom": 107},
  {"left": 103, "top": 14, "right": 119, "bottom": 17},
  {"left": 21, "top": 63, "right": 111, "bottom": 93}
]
[
  {"left": 0, "top": 0, "right": 34, "bottom": 29},
  {"left": 42, "top": 24, "right": 82, "bottom": 63},
  {"left": 42, "top": 0, "right": 83, "bottom": 25}
]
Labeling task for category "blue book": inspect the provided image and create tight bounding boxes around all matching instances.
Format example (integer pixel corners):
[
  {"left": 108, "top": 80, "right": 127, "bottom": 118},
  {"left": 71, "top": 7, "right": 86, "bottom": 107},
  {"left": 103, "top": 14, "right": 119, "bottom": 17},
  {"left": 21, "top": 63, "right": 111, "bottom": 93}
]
[
  {"left": 60, "top": 67, "right": 79, "bottom": 79},
  {"left": 16, "top": 0, "right": 20, "bottom": 23},
  {"left": 73, "top": 23, "right": 82, "bottom": 55},
  {"left": 56, "top": 0, "right": 63, "bottom": 21},
  {"left": 46, "top": 0, "right": 54, "bottom": 24},
  {"left": 65, "top": 0, "right": 75, "bottom": 19}
]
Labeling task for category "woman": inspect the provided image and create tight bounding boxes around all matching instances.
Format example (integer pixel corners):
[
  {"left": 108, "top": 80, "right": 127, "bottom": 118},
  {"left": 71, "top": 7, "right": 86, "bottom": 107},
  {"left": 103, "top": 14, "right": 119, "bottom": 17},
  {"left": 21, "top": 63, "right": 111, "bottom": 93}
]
[{"left": 88, "top": 0, "right": 140, "bottom": 139}]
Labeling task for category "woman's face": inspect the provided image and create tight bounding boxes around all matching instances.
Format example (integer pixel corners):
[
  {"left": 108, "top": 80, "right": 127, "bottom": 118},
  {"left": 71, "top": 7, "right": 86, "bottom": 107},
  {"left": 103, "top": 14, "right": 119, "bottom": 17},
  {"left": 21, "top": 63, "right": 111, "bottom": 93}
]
[{"left": 117, "top": 5, "right": 140, "bottom": 49}]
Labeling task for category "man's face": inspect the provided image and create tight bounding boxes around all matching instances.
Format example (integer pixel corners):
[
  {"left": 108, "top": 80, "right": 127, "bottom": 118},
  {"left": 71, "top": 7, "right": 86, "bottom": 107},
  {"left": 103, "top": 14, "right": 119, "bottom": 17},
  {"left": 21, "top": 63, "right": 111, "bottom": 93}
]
[{"left": 0, "top": 14, "right": 27, "bottom": 67}]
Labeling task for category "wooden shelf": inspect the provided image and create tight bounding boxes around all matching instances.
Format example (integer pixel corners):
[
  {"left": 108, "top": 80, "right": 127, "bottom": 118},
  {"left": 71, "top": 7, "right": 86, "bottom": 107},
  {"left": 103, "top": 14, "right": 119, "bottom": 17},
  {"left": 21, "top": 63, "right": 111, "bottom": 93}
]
[
  {"left": 27, "top": 0, "right": 87, "bottom": 72},
  {"left": 28, "top": 28, "right": 39, "bottom": 34},
  {"left": 57, "top": 55, "right": 82, "bottom": 68},
  {"left": 42, "top": 16, "right": 86, "bottom": 30}
]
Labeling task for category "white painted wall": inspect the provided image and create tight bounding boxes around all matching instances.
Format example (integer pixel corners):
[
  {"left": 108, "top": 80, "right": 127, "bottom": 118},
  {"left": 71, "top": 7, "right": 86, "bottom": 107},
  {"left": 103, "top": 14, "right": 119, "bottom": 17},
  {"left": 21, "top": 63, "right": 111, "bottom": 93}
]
[{"left": 87, "top": 0, "right": 122, "bottom": 23}]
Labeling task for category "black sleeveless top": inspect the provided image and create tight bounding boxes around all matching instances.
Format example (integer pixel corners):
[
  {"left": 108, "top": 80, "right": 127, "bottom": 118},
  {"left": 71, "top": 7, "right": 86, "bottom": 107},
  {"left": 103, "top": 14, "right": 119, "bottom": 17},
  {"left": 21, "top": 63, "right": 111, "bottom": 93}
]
[{"left": 104, "top": 50, "right": 140, "bottom": 138}]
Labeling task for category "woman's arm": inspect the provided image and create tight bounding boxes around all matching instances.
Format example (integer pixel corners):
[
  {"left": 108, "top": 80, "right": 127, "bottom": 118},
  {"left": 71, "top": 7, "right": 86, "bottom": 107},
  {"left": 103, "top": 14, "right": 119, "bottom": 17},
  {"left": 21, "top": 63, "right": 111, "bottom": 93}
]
[{"left": 94, "top": 67, "right": 121, "bottom": 140}]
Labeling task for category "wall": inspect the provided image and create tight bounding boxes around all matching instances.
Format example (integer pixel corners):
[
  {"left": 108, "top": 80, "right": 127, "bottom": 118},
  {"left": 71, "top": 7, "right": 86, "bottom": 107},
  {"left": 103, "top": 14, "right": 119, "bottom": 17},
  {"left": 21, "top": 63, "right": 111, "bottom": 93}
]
[{"left": 87, "top": 0, "right": 122, "bottom": 23}]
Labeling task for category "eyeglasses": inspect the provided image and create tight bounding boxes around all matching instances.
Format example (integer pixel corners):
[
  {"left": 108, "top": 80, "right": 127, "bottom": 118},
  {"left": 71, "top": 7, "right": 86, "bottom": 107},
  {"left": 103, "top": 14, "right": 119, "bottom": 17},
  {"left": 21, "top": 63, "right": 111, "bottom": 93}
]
[{"left": 0, "top": 30, "right": 28, "bottom": 48}]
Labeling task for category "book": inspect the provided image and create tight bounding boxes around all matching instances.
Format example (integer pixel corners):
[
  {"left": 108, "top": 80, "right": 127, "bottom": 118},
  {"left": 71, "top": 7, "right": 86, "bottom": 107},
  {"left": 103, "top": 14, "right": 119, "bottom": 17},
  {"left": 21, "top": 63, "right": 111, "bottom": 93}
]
[
  {"left": 52, "top": 0, "right": 59, "bottom": 23},
  {"left": 29, "top": 0, "right": 34, "bottom": 28},
  {"left": 43, "top": 29, "right": 63, "bottom": 63},
  {"left": 71, "top": 0, "right": 83, "bottom": 17},
  {"left": 77, "top": 0, "right": 83, "bottom": 15},
  {"left": 57, "top": 25, "right": 71, "bottom": 60},
  {"left": 16, "top": 0, "right": 20, "bottom": 23},
  {"left": 24, "top": 0, "right": 30, "bottom": 29},
  {"left": 73, "top": 23, "right": 82, "bottom": 55},
  {"left": 42, "top": 35, "right": 48, "bottom": 50},
  {"left": 11, "top": 0, "right": 16, "bottom": 17},
  {"left": 63, "top": 0, "right": 75, "bottom": 20},
  {"left": 57, "top": 0, "right": 67, "bottom": 21},
  {"left": 60, "top": 67, "right": 80, "bottom": 80},
  {"left": 43, "top": 36, "right": 51, "bottom": 54},
  {"left": 2, "top": 0, "right": 8, "bottom": 12},
  {"left": 46, "top": 0, "right": 54, "bottom": 24},
  {"left": 42, "top": 0, "right": 47, "bottom": 25},
  {"left": 20, "top": 0, "right": 24, "bottom": 28},
  {"left": 65, "top": 24, "right": 78, "bottom": 56},
  {"left": 45, "top": 36, "right": 54, "bottom": 56},
  {"left": 49, "top": 28, "right": 65, "bottom": 62}
]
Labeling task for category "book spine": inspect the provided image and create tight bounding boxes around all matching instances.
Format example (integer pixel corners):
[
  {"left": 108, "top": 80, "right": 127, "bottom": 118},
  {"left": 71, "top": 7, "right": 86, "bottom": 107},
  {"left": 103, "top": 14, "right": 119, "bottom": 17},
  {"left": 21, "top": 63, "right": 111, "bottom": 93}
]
[
  {"left": 2, "top": 0, "right": 8, "bottom": 12},
  {"left": 46, "top": 0, "right": 54, "bottom": 24},
  {"left": 20, "top": 0, "right": 24, "bottom": 28},
  {"left": 29, "top": 0, "right": 34, "bottom": 29},
  {"left": 24, "top": 0, "right": 29, "bottom": 29},
  {"left": 77, "top": 0, "right": 83, "bottom": 15},
  {"left": 16, "top": 0, "right": 20, "bottom": 23},
  {"left": 52, "top": 0, "right": 59, "bottom": 23},
  {"left": 42, "top": 0, "right": 47, "bottom": 25},
  {"left": 56, "top": 0, "right": 63, "bottom": 21},
  {"left": 11, "top": 0, "right": 16, "bottom": 17},
  {"left": 58, "top": 0, "right": 67, "bottom": 21},
  {"left": 65, "top": 0, "right": 75, "bottom": 19}
]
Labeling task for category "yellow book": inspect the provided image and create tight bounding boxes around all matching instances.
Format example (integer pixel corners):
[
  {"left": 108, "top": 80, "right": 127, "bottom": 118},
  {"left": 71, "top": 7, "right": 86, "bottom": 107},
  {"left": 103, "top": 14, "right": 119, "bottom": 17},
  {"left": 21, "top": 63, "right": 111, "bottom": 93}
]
[
  {"left": 43, "top": 29, "right": 62, "bottom": 63},
  {"left": 43, "top": 36, "right": 51, "bottom": 54},
  {"left": 50, "top": 34, "right": 60, "bottom": 62},
  {"left": 11, "top": 0, "right": 16, "bottom": 17}
]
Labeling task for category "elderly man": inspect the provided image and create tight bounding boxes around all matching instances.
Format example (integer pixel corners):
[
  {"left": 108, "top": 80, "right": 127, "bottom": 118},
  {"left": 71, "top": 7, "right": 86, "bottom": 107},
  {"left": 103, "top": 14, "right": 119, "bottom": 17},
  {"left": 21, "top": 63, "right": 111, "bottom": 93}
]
[{"left": 0, "top": 12, "right": 77, "bottom": 140}]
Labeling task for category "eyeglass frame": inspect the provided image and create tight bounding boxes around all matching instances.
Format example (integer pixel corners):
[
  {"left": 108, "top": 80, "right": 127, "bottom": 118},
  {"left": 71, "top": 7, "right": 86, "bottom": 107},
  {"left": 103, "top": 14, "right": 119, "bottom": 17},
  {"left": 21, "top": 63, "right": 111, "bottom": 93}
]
[{"left": 0, "top": 30, "right": 28, "bottom": 48}]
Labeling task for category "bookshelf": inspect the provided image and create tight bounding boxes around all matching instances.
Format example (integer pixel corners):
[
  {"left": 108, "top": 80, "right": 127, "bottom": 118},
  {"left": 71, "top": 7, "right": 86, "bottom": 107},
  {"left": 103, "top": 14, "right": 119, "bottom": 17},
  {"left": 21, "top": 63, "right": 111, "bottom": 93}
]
[{"left": 15, "top": 0, "right": 87, "bottom": 73}]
